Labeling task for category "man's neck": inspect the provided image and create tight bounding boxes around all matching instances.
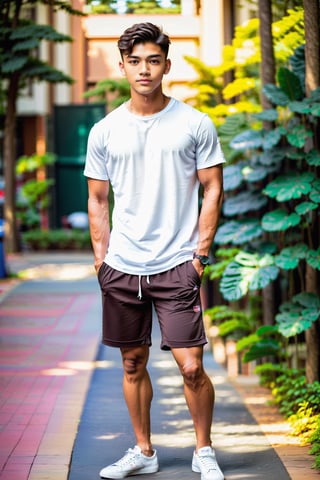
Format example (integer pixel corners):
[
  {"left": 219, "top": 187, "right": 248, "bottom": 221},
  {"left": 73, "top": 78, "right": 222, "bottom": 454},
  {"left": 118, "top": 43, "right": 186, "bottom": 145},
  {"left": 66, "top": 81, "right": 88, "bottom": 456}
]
[{"left": 128, "top": 91, "right": 170, "bottom": 116}]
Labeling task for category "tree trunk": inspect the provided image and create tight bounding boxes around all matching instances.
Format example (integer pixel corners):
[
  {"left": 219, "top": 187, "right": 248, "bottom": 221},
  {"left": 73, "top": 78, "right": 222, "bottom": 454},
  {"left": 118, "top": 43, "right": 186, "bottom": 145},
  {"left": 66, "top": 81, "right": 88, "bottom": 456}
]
[
  {"left": 258, "top": 0, "right": 276, "bottom": 111},
  {"left": 3, "top": 73, "right": 20, "bottom": 253},
  {"left": 303, "top": 0, "right": 320, "bottom": 384},
  {"left": 258, "top": 0, "right": 277, "bottom": 326}
]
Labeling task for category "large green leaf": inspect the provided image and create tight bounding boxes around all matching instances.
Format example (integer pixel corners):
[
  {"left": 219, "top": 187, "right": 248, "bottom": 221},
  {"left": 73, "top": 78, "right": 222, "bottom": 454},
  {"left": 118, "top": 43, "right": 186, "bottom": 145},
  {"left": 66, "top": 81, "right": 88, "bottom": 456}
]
[
  {"left": 306, "top": 248, "right": 320, "bottom": 270},
  {"left": 263, "top": 84, "right": 289, "bottom": 106},
  {"left": 289, "top": 45, "right": 305, "bottom": 93},
  {"left": 276, "top": 308, "right": 319, "bottom": 337},
  {"left": 310, "top": 103, "right": 320, "bottom": 116},
  {"left": 263, "top": 172, "right": 314, "bottom": 201},
  {"left": 253, "top": 109, "right": 279, "bottom": 121},
  {"left": 242, "top": 165, "right": 270, "bottom": 182},
  {"left": 223, "top": 165, "right": 243, "bottom": 191},
  {"left": 259, "top": 148, "right": 287, "bottom": 166},
  {"left": 220, "top": 253, "right": 279, "bottom": 301},
  {"left": 295, "top": 201, "right": 318, "bottom": 215},
  {"left": 275, "top": 243, "right": 308, "bottom": 269},
  {"left": 262, "top": 209, "right": 301, "bottom": 232},
  {"left": 230, "top": 129, "right": 263, "bottom": 150},
  {"left": 2, "top": 56, "right": 28, "bottom": 72},
  {"left": 277, "top": 67, "right": 303, "bottom": 101},
  {"left": 262, "top": 128, "right": 282, "bottom": 150},
  {"left": 288, "top": 100, "right": 311, "bottom": 114},
  {"left": 293, "top": 292, "right": 320, "bottom": 309},
  {"left": 242, "top": 339, "right": 280, "bottom": 362},
  {"left": 215, "top": 220, "right": 263, "bottom": 245},
  {"left": 306, "top": 149, "right": 320, "bottom": 167},
  {"left": 286, "top": 124, "right": 313, "bottom": 147},
  {"left": 223, "top": 192, "right": 268, "bottom": 216}
]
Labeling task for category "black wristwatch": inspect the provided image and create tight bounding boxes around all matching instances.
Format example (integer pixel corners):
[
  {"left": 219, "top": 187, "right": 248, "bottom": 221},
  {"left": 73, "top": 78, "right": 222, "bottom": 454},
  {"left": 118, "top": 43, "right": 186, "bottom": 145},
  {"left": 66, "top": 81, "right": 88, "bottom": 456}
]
[{"left": 193, "top": 253, "right": 210, "bottom": 266}]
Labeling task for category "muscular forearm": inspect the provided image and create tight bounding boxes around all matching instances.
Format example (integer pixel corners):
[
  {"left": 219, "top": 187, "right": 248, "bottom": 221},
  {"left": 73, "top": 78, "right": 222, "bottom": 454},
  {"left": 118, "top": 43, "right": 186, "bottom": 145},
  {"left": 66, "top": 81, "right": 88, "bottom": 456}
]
[
  {"left": 196, "top": 187, "right": 223, "bottom": 255},
  {"left": 88, "top": 196, "right": 110, "bottom": 272}
]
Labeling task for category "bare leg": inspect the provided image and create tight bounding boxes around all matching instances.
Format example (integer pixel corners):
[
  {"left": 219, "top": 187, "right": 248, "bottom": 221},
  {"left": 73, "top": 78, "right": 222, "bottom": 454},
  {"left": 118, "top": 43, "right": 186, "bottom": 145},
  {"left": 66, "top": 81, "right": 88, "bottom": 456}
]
[
  {"left": 120, "top": 345, "right": 154, "bottom": 456},
  {"left": 171, "top": 346, "right": 214, "bottom": 451}
]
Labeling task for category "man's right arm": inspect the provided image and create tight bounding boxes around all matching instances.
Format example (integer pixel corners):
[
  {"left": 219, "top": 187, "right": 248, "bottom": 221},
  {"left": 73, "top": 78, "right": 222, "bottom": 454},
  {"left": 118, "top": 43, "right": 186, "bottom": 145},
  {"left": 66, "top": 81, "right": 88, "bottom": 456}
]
[{"left": 87, "top": 178, "right": 110, "bottom": 273}]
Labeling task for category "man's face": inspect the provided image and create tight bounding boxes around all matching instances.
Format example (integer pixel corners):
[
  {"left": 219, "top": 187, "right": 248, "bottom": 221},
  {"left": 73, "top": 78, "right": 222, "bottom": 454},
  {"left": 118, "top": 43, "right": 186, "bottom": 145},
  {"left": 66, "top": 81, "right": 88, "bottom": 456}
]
[{"left": 119, "top": 42, "right": 171, "bottom": 96}]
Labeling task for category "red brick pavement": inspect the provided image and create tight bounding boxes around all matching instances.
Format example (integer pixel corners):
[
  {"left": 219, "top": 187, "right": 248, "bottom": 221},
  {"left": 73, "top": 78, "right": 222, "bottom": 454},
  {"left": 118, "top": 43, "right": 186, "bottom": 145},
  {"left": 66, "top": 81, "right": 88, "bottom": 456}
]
[{"left": 0, "top": 255, "right": 100, "bottom": 480}]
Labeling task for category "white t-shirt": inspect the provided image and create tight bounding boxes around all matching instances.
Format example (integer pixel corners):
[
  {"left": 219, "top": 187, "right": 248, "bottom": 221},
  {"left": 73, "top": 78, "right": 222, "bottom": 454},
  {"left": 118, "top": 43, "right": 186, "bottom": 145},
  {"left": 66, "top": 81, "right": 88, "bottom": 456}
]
[{"left": 84, "top": 98, "right": 225, "bottom": 275}]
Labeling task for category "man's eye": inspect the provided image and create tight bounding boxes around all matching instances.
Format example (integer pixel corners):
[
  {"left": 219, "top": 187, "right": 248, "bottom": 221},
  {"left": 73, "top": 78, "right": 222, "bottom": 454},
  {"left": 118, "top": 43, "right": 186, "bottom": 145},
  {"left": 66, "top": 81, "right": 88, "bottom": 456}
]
[
  {"left": 150, "top": 60, "right": 160, "bottom": 64},
  {"left": 129, "top": 60, "right": 138, "bottom": 65}
]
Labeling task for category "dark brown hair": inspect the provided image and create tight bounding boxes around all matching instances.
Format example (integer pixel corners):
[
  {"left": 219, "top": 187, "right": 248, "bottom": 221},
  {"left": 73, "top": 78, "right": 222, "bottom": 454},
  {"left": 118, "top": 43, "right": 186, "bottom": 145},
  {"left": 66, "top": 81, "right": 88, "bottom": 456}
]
[{"left": 118, "top": 22, "right": 170, "bottom": 58}]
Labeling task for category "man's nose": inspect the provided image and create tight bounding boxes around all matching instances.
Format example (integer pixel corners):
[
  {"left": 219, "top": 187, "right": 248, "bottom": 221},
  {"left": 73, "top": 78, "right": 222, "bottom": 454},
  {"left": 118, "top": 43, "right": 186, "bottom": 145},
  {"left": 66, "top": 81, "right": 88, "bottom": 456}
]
[{"left": 139, "top": 61, "right": 150, "bottom": 75}]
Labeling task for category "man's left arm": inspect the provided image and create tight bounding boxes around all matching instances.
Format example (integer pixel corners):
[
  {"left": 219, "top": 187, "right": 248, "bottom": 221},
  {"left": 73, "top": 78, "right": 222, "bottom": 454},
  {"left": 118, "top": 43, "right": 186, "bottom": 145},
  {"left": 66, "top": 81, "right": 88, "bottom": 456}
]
[{"left": 193, "top": 164, "right": 224, "bottom": 276}]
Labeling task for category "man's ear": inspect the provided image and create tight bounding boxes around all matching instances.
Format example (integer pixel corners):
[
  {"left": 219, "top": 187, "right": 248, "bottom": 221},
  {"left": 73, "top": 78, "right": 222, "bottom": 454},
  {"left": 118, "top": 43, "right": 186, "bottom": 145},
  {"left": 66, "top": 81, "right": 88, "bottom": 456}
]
[
  {"left": 164, "top": 58, "right": 171, "bottom": 75},
  {"left": 119, "top": 61, "right": 125, "bottom": 76}
]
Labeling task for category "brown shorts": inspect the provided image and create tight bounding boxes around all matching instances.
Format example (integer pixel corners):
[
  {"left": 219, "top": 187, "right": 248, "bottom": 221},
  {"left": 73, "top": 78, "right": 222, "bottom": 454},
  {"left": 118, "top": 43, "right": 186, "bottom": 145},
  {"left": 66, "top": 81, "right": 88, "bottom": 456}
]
[{"left": 97, "top": 261, "right": 207, "bottom": 350}]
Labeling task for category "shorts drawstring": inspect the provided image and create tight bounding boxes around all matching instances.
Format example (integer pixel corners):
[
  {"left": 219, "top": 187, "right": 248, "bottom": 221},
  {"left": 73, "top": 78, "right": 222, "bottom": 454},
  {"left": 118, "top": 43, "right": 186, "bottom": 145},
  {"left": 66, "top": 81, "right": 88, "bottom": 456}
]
[{"left": 137, "top": 275, "right": 150, "bottom": 300}]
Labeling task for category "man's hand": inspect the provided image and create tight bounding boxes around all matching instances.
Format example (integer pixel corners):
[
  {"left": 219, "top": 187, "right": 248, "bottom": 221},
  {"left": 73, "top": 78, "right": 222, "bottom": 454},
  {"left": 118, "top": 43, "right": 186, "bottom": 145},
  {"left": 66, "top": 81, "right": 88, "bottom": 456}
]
[{"left": 192, "top": 259, "right": 205, "bottom": 280}]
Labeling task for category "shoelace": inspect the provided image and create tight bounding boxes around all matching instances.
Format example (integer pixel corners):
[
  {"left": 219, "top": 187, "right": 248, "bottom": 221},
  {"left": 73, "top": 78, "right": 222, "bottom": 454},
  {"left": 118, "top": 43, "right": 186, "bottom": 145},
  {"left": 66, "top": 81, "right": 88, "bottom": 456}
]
[
  {"left": 114, "top": 448, "right": 139, "bottom": 467},
  {"left": 198, "top": 454, "right": 219, "bottom": 472}
]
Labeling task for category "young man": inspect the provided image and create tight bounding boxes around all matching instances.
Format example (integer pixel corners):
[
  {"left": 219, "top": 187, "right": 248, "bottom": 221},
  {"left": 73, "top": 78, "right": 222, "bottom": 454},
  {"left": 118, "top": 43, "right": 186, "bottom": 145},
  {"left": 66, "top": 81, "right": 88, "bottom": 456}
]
[{"left": 84, "top": 22, "right": 225, "bottom": 480}]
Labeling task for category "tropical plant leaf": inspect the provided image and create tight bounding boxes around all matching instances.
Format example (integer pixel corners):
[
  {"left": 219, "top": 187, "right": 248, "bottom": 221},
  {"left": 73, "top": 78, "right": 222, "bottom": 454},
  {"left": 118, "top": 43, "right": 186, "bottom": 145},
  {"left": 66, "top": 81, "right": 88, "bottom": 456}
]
[
  {"left": 2, "top": 56, "right": 28, "bottom": 72},
  {"left": 276, "top": 309, "right": 319, "bottom": 337},
  {"left": 242, "top": 165, "right": 269, "bottom": 182},
  {"left": 288, "top": 100, "right": 310, "bottom": 114},
  {"left": 262, "top": 128, "right": 282, "bottom": 150},
  {"left": 287, "top": 124, "right": 313, "bottom": 147},
  {"left": 230, "top": 129, "right": 263, "bottom": 150},
  {"left": 262, "top": 209, "right": 301, "bottom": 231},
  {"left": 306, "top": 149, "right": 320, "bottom": 166},
  {"left": 289, "top": 45, "right": 305, "bottom": 92},
  {"left": 263, "top": 84, "right": 289, "bottom": 106},
  {"left": 243, "top": 339, "right": 281, "bottom": 362},
  {"left": 293, "top": 292, "right": 320, "bottom": 309},
  {"left": 263, "top": 172, "right": 314, "bottom": 201},
  {"left": 220, "top": 254, "right": 279, "bottom": 301},
  {"left": 259, "top": 149, "right": 286, "bottom": 166},
  {"left": 310, "top": 103, "right": 320, "bottom": 116},
  {"left": 277, "top": 67, "right": 303, "bottom": 101},
  {"left": 253, "top": 109, "right": 278, "bottom": 121},
  {"left": 215, "top": 220, "right": 263, "bottom": 245},
  {"left": 275, "top": 243, "right": 308, "bottom": 269},
  {"left": 223, "top": 192, "right": 268, "bottom": 216},
  {"left": 223, "top": 165, "right": 243, "bottom": 191},
  {"left": 306, "top": 248, "right": 320, "bottom": 270},
  {"left": 295, "top": 201, "right": 318, "bottom": 215}
]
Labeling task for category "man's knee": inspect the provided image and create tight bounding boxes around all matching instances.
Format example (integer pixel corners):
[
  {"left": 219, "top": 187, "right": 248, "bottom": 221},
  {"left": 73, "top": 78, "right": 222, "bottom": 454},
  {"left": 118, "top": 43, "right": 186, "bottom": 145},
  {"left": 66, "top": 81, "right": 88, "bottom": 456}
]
[
  {"left": 121, "top": 347, "right": 149, "bottom": 378},
  {"left": 181, "top": 359, "right": 204, "bottom": 389}
]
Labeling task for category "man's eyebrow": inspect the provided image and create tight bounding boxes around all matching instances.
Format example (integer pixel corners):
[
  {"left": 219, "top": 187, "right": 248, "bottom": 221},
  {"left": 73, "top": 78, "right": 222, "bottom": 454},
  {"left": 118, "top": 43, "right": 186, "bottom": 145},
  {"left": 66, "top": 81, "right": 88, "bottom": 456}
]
[{"left": 127, "top": 54, "right": 162, "bottom": 59}]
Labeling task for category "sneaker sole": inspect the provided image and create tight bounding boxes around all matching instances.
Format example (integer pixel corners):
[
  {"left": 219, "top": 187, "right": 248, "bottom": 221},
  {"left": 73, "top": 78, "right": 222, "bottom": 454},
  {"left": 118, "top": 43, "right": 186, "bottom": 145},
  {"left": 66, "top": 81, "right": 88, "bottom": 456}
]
[{"left": 100, "top": 464, "right": 159, "bottom": 479}]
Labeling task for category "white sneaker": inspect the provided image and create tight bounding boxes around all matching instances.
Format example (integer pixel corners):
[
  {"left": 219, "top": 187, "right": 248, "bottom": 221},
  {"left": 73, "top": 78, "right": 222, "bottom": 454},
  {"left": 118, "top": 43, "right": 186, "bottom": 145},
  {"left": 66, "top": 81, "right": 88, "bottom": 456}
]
[
  {"left": 99, "top": 445, "right": 159, "bottom": 479},
  {"left": 192, "top": 446, "right": 224, "bottom": 480}
]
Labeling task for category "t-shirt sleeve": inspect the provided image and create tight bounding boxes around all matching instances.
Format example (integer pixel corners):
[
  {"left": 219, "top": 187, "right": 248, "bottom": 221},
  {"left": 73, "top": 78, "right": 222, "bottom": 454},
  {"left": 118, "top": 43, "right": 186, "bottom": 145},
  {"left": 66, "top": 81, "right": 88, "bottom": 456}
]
[
  {"left": 83, "top": 122, "right": 109, "bottom": 180},
  {"left": 195, "top": 115, "right": 226, "bottom": 169}
]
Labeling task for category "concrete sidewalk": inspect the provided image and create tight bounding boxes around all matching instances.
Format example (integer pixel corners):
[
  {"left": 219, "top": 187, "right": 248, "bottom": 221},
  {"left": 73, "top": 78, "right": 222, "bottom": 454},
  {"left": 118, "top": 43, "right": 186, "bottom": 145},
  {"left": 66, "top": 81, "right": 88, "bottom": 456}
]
[{"left": 0, "top": 252, "right": 318, "bottom": 480}]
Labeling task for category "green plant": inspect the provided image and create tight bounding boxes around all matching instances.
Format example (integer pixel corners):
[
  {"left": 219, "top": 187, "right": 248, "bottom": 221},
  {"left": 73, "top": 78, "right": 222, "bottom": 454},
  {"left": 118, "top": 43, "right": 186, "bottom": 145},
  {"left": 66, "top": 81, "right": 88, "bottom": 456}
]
[
  {"left": 22, "top": 229, "right": 92, "bottom": 250},
  {"left": 16, "top": 152, "right": 56, "bottom": 230},
  {"left": 309, "top": 418, "right": 320, "bottom": 470}
]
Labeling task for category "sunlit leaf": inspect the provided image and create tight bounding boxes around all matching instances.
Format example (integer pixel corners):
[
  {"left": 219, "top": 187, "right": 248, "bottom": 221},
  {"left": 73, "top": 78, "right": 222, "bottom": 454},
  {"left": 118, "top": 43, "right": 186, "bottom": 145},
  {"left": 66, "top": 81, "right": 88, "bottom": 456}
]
[
  {"left": 275, "top": 243, "right": 308, "bottom": 269},
  {"left": 263, "top": 172, "right": 314, "bottom": 201},
  {"left": 262, "top": 209, "right": 301, "bottom": 231},
  {"left": 230, "top": 129, "right": 263, "bottom": 150},
  {"left": 295, "top": 201, "right": 318, "bottom": 215}
]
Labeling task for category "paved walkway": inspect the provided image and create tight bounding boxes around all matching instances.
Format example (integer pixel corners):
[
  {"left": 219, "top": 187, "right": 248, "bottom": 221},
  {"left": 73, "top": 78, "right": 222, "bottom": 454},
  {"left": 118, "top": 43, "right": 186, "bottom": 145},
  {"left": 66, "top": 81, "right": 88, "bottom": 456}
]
[{"left": 0, "top": 252, "right": 318, "bottom": 480}]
